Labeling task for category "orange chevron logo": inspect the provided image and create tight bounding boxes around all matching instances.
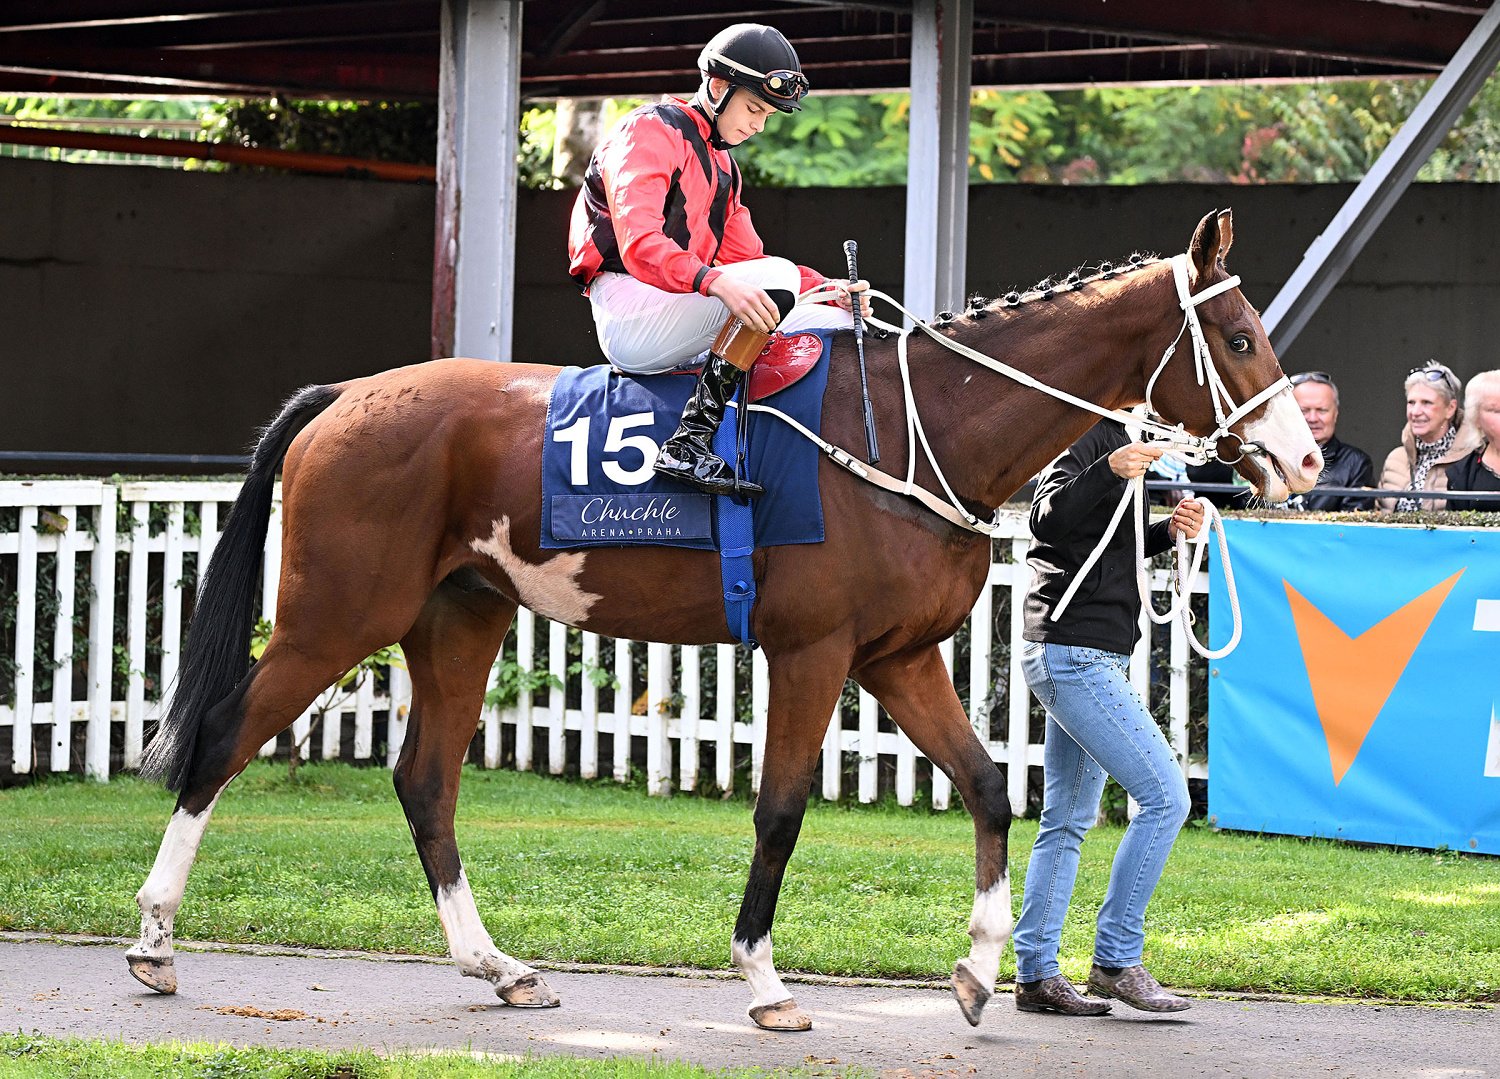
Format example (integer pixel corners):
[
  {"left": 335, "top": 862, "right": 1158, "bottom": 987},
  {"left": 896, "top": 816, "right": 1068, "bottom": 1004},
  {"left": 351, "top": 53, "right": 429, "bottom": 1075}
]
[{"left": 1283, "top": 570, "right": 1464, "bottom": 786}]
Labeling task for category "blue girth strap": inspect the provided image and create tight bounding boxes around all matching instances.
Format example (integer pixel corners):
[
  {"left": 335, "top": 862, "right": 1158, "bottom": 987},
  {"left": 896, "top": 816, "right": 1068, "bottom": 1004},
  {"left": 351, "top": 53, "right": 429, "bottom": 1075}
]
[{"left": 713, "top": 388, "right": 758, "bottom": 649}]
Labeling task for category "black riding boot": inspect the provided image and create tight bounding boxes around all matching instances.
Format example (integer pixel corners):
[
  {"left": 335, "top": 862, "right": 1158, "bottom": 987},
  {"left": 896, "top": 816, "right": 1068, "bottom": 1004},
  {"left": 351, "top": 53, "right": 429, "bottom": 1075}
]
[{"left": 654, "top": 353, "right": 763, "bottom": 496}]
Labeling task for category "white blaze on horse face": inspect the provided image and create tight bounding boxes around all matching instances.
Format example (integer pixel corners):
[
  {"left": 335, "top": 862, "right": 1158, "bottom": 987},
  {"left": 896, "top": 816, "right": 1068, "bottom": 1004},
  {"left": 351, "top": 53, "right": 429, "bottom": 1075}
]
[
  {"left": 961, "top": 874, "right": 1013, "bottom": 991},
  {"left": 130, "top": 793, "right": 221, "bottom": 960},
  {"left": 436, "top": 868, "right": 537, "bottom": 989},
  {"left": 471, "top": 516, "right": 603, "bottom": 625},
  {"left": 733, "top": 934, "right": 794, "bottom": 1008},
  {"left": 1243, "top": 387, "right": 1323, "bottom": 500}
]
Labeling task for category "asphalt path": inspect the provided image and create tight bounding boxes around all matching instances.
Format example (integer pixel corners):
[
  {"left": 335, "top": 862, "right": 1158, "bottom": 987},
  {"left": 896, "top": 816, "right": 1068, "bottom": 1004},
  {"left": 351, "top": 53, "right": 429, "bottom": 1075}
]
[{"left": 2, "top": 935, "right": 1496, "bottom": 1078}]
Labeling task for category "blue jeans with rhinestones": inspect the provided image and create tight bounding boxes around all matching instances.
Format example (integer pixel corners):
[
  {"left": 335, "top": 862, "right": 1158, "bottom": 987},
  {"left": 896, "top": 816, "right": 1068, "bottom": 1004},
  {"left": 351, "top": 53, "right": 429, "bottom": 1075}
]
[{"left": 1012, "top": 640, "right": 1191, "bottom": 982}]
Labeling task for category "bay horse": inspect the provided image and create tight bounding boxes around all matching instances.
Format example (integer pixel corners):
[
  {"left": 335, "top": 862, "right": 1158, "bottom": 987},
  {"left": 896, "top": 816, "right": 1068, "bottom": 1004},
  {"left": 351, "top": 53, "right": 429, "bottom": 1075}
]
[{"left": 128, "top": 210, "right": 1319, "bottom": 1030}]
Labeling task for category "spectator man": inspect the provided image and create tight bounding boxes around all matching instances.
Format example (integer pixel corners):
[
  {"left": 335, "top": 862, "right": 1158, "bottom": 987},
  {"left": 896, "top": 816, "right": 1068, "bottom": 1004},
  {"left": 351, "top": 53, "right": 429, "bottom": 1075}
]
[{"left": 1289, "top": 371, "right": 1375, "bottom": 510}]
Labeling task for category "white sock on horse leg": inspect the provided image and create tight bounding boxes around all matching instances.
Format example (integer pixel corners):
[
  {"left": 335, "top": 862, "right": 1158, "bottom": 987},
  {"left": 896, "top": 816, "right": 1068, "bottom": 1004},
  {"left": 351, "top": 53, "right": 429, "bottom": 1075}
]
[
  {"left": 130, "top": 792, "right": 223, "bottom": 960},
  {"left": 963, "top": 873, "right": 1014, "bottom": 990},
  {"left": 733, "top": 934, "right": 793, "bottom": 1007},
  {"left": 435, "top": 869, "right": 536, "bottom": 989}
]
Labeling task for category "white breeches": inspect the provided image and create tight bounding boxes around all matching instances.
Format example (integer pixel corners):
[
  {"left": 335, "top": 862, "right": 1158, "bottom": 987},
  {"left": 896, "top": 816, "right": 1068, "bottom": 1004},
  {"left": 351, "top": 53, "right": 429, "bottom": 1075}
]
[{"left": 588, "top": 256, "right": 854, "bottom": 375}]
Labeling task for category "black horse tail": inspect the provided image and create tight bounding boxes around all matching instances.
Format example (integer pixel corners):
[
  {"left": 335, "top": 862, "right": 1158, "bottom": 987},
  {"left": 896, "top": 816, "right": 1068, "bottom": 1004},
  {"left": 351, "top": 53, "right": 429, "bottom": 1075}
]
[{"left": 140, "top": 384, "right": 342, "bottom": 792}]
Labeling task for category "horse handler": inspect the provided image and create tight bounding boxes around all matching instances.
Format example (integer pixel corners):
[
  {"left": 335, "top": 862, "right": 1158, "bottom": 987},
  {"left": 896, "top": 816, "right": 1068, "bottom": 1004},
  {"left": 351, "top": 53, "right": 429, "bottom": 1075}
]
[
  {"left": 567, "top": 22, "right": 869, "bottom": 496},
  {"left": 1012, "top": 420, "right": 1206, "bottom": 1015}
]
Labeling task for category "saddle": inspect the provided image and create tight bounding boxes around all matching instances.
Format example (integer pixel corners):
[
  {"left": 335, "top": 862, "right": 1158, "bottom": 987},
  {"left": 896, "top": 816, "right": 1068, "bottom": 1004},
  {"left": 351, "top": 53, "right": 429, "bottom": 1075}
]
[{"left": 669, "top": 331, "right": 826, "bottom": 401}]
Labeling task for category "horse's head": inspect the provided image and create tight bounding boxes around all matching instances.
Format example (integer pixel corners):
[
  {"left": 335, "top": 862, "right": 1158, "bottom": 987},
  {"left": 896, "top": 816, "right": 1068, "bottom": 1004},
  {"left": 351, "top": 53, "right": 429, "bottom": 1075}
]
[{"left": 1148, "top": 209, "right": 1322, "bottom": 502}]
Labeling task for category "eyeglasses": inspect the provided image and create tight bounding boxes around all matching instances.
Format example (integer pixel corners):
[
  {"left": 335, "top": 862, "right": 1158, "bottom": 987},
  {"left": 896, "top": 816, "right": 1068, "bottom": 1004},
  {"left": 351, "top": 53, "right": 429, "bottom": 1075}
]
[
  {"left": 703, "top": 48, "right": 810, "bottom": 106},
  {"left": 1290, "top": 371, "right": 1333, "bottom": 387},
  {"left": 1408, "top": 363, "right": 1459, "bottom": 395}
]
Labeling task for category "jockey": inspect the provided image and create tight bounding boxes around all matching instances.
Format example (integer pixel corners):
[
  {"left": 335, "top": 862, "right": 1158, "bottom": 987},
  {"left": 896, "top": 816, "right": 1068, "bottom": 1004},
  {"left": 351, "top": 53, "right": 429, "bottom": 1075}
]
[{"left": 567, "top": 22, "right": 869, "bottom": 496}]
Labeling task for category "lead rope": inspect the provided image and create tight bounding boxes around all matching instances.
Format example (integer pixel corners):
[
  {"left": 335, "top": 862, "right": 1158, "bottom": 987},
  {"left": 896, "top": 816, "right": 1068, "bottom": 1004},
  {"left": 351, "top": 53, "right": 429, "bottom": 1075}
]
[{"left": 1049, "top": 459, "right": 1242, "bottom": 660}]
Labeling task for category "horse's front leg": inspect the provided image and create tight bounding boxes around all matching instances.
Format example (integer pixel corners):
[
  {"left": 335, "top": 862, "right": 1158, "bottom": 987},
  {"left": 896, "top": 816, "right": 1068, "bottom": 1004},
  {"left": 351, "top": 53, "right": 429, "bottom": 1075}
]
[
  {"left": 734, "top": 640, "right": 852, "bottom": 1031},
  {"left": 858, "top": 645, "right": 1014, "bottom": 1027}
]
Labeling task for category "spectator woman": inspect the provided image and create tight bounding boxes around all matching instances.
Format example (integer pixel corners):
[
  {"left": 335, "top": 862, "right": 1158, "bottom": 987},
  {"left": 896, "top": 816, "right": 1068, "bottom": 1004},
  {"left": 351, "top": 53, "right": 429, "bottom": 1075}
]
[
  {"left": 1444, "top": 369, "right": 1500, "bottom": 512},
  {"left": 1378, "top": 362, "right": 1481, "bottom": 511},
  {"left": 1012, "top": 421, "right": 1204, "bottom": 1016}
]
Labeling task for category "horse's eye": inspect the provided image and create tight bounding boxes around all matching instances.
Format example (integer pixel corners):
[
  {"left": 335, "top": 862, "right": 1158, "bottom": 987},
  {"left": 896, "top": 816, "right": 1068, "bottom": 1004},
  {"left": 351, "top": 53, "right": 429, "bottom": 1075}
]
[{"left": 1228, "top": 333, "right": 1252, "bottom": 354}]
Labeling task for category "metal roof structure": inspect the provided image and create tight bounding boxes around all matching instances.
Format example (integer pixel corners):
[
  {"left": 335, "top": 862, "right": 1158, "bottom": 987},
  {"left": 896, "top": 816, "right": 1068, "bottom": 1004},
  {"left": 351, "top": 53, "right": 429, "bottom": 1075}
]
[
  {"left": 3, "top": 0, "right": 1497, "bottom": 366},
  {"left": 0, "top": 0, "right": 1491, "bottom": 100}
]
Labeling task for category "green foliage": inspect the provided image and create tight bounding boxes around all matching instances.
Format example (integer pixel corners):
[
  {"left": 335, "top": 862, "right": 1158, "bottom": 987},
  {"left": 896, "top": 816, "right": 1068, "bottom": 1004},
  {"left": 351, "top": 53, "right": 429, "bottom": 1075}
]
[
  {"left": 0, "top": 95, "right": 207, "bottom": 128},
  {"left": 203, "top": 98, "right": 438, "bottom": 169},
  {"left": 484, "top": 658, "right": 564, "bottom": 711},
  {"left": 517, "top": 104, "right": 559, "bottom": 188},
  {"left": 737, "top": 94, "right": 909, "bottom": 186},
  {"left": 967, "top": 90, "right": 1061, "bottom": 182}
]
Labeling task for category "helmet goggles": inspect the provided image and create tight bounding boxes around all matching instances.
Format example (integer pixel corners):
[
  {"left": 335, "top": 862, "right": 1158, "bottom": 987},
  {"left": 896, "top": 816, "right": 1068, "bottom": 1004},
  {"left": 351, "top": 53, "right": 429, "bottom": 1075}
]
[{"left": 702, "top": 47, "right": 809, "bottom": 110}]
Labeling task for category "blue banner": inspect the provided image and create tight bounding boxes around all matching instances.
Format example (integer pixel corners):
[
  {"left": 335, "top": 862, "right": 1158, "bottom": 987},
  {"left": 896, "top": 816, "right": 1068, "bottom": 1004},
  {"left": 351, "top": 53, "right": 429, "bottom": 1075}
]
[{"left": 1209, "top": 519, "right": 1500, "bottom": 854}]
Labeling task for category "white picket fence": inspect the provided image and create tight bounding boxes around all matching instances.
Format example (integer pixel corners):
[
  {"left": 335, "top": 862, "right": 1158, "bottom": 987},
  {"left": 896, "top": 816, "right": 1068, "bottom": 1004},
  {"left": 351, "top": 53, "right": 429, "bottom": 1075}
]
[{"left": 0, "top": 479, "right": 1209, "bottom": 813}]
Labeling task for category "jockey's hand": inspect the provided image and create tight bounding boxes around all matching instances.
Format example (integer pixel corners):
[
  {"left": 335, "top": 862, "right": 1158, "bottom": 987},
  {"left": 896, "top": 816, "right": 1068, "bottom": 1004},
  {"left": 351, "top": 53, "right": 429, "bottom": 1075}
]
[
  {"left": 832, "top": 278, "right": 873, "bottom": 318},
  {"left": 1108, "top": 441, "right": 1165, "bottom": 480},
  {"left": 1168, "top": 497, "right": 1206, "bottom": 541},
  {"left": 708, "top": 276, "right": 781, "bottom": 335}
]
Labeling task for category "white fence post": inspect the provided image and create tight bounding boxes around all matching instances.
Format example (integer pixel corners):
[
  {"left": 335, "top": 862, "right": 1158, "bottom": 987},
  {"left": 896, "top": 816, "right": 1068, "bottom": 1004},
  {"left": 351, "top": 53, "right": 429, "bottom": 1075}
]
[
  {"left": 679, "top": 644, "right": 700, "bottom": 792},
  {"left": 612, "top": 637, "right": 632, "bottom": 782},
  {"left": 48, "top": 503, "right": 79, "bottom": 773},
  {"left": 11, "top": 505, "right": 38, "bottom": 774},
  {"left": 645, "top": 641, "right": 671, "bottom": 795},
  {"left": 86, "top": 485, "right": 117, "bottom": 780},
  {"left": 579, "top": 632, "right": 600, "bottom": 779},
  {"left": 548, "top": 620, "right": 567, "bottom": 775},
  {"left": 715, "top": 643, "right": 735, "bottom": 794}
]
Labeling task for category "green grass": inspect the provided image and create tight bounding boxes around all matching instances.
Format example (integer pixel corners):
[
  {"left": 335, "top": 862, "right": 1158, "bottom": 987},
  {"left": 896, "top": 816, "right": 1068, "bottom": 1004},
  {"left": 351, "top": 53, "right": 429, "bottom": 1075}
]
[
  {"left": 0, "top": 1033, "right": 843, "bottom": 1079},
  {"left": 1, "top": 763, "right": 1496, "bottom": 1002}
]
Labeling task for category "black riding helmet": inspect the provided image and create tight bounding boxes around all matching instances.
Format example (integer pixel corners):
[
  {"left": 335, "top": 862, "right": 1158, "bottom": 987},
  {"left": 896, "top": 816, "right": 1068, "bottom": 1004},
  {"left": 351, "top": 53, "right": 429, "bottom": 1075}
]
[{"left": 697, "top": 23, "right": 809, "bottom": 147}]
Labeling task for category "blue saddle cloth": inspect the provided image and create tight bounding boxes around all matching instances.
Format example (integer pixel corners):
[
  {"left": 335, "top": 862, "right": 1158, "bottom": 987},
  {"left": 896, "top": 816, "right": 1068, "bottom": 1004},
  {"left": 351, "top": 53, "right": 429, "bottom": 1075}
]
[{"left": 540, "top": 331, "right": 833, "bottom": 551}]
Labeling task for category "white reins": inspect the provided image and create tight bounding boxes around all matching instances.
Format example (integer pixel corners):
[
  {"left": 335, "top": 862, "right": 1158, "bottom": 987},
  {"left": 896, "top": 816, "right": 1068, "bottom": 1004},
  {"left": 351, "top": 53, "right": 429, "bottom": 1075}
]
[{"left": 758, "top": 252, "right": 1283, "bottom": 656}]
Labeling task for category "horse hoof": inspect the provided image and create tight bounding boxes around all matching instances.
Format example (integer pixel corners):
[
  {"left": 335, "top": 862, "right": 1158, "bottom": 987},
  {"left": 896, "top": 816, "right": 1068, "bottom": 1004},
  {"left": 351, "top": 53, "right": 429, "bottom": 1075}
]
[
  {"left": 127, "top": 954, "right": 177, "bottom": 995},
  {"left": 951, "top": 959, "right": 991, "bottom": 1027},
  {"left": 498, "top": 973, "right": 560, "bottom": 1008},
  {"left": 748, "top": 998, "right": 812, "bottom": 1031}
]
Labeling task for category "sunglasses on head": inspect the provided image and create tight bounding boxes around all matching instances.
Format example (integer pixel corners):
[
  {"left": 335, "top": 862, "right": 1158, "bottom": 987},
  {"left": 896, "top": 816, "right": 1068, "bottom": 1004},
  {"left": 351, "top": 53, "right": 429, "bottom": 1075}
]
[
  {"left": 1408, "top": 364, "right": 1459, "bottom": 393},
  {"left": 1290, "top": 371, "right": 1333, "bottom": 387}
]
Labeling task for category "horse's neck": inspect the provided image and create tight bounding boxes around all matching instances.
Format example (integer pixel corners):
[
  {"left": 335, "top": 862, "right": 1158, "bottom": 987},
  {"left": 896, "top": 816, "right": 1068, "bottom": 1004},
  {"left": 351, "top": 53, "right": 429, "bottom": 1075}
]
[{"left": 906, "top": 265, "right": 1179, "bottom": 508}]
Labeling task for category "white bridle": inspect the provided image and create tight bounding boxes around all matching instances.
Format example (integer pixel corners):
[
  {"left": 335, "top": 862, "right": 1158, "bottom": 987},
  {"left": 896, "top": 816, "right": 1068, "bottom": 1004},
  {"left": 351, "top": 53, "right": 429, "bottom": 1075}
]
[{"left": 753, "top": 250, "right": 1284, "bottom": 658}]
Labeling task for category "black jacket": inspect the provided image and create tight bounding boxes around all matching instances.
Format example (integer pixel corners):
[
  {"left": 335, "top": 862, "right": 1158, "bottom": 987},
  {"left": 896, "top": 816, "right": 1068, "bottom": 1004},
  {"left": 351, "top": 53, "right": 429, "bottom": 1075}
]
[
  {"left": 1442, "top": 448, "right": 1500, "bottom": 512},
  {"left": 1023, "top": 421, "right": 1172, "bottom": 654},
  {"left": 1298, "top": 435, "right": 1375, "bottom": 511}
]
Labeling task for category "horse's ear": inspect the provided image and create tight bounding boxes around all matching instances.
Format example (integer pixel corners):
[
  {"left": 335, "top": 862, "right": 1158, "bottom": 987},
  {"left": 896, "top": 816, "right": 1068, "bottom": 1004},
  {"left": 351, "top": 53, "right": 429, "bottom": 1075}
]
[
  {"left": 1189, "top": 208, "right": 1234, "bottom": 278},
  {"left": 1216, "top": 208, "right": 1234, "bottom": 262}
]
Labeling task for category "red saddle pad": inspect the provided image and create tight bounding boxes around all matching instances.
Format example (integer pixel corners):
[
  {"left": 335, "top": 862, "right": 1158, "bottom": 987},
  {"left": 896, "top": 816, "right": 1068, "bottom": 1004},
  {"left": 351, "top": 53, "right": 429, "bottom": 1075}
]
[{"left": 671, "top": 331, "right": 826, "bottom": 402}]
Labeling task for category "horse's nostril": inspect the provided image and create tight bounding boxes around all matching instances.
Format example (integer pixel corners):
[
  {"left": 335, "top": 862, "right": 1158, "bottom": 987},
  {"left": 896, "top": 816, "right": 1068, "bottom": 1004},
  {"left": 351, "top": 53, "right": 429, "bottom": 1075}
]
[{"left": 1302, "top": 452, "right": 1320, "bottom": 473}]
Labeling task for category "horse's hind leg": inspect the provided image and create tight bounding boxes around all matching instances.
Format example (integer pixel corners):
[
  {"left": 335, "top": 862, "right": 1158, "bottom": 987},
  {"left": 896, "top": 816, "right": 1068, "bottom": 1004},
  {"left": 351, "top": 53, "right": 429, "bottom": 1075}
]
[
  {"left": 394, "top": 581, "right": 558, "bottom": 1007},
  {"left": 128, "top": 637, "right": 391, "bottom": 993},
  {"left": 733, "top": 640, "right": 852, "bottom": 1032},
  {"left": 857, "top": 645, "right": 1014, "bottom": 1027}
]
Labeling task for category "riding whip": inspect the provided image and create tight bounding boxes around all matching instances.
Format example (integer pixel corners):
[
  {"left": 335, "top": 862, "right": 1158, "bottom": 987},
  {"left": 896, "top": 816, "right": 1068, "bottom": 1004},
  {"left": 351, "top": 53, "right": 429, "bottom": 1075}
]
[{"left": 844, "top": 239, "right": 880, "bottom": 464}]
